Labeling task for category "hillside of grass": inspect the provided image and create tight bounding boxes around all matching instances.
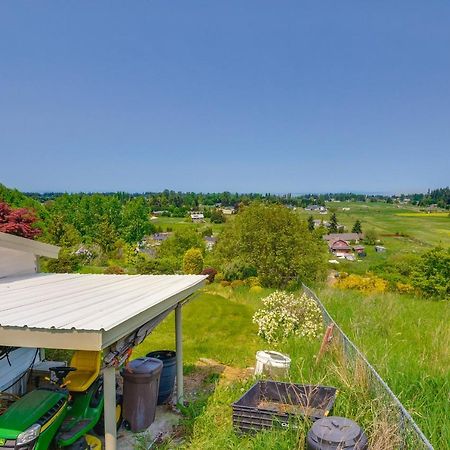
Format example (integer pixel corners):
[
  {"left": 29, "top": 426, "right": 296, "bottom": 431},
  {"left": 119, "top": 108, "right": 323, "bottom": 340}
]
[
  {"left": 133, "top": 285, "right": 444, "bottom": 448},
  {"left": 318, "top": 287, "right": 449, "bottom": 448}
]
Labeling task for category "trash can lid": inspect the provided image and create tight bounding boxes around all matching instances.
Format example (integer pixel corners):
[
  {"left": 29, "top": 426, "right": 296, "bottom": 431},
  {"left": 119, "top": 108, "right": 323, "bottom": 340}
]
[
  {"left": 147, "top": 350, "right": 176, "bottom": 361},
  {"left": 308, "top": 416, "right": 368, "bottom": 447},
  {"left": 127, "top": 357, "right": 163, "bottom": 374}
]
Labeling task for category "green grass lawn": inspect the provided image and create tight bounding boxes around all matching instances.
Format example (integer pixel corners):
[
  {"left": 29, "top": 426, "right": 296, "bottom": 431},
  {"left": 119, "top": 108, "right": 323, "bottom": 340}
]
[
  {"left": 150, "top": 216, "right": 226, "bottom": 235},
  {"left": 298, "top": 201, "right": 450, "bottom": 250},
  {"left": 133, "top": 285, "right": 439, "bottom": 449},
  {"left": 318, "top": 287, "right": 450, "bottom": 448}
]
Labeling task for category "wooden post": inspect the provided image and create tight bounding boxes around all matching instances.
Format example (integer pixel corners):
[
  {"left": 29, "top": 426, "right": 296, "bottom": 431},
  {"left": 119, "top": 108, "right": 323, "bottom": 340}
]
[
  {"left": 316, "top": 323, "right": 334, "bottom": 364},
  {"left": 103, "top": 366, "right": 117, "bottom": 450},
  {"left": 175, "top": 304, "right": 183, "bottom": 404}
]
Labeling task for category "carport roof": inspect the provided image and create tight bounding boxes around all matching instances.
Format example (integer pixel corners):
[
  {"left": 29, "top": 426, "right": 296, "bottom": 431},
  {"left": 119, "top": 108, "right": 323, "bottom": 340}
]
[{"left": 0, "top": 273, "right": 206, "bottom": 351}]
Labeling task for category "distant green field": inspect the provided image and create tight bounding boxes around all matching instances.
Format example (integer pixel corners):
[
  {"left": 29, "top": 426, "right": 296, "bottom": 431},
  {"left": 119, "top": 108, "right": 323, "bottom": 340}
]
[
  {"left": 298, "top": 201, "right": 450, "bottom": 249},
  {"left": 297, "top": 202, "right": 449, "bottom": 280},
  {"left": 150, "top": 216, "right": 226, "bottom": 234}
]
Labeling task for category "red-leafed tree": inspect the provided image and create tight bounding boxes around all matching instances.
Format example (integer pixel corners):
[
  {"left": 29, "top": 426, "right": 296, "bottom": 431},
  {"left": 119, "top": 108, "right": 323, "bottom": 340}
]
[{"left": 0, "top": 202, "right": 41, "bottom": 239}]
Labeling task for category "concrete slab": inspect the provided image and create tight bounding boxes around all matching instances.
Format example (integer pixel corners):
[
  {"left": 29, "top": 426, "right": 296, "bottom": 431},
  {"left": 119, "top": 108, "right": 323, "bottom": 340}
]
[{"left": 117, "top": 405, "right": 181, "bottom": 449}]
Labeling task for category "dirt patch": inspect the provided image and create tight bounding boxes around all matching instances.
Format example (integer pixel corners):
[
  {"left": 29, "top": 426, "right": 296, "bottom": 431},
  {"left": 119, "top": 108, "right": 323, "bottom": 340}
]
[{"left": 184, "top": 358, "right": 253, "bottom": 400}]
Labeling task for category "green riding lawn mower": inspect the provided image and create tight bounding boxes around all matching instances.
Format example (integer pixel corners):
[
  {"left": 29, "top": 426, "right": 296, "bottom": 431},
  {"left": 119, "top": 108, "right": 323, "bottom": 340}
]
[{"left": 0, "top": 351, "right": 122, "bottom": 450}]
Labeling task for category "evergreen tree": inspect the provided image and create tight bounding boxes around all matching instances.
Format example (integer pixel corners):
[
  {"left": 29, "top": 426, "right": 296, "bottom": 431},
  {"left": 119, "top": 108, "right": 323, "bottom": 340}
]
[
  {"left": 307, "top": 215, "right": 315, "bottom": 232},
  {"left": 329, "top": 213, "right": 339, "bottom": 233},
  {"left": 352, "top": 219, "right": 362, "bottom": 234}
]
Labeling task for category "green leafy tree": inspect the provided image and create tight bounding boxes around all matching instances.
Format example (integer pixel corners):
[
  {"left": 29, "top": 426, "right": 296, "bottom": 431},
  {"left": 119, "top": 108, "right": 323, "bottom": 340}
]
[
  {"left": 364, "top": 229, "right": 379, "bottom": 245},
  {"left": 183, "top": 248, "right": 204, "bottom": 274},
  {"left": 214, "top": 203, "right": 327, "bottom": 288},
  {"left": 159, "top": 228, "right": 205, "bottom": 260},
  {"left": 95, "top": 218, "right": 119, "bottom": 253},
  {"left": 329, "top": 213, "right": 338, "bottom": 233},
  {"left": 411, "top": 247, "right": 450, "bottom": 299},
  {"left": 210, "top": 209, "right": 226, "bottom": 224},
  {"left": 307, "top": 215, "right": 315, "bottom": 232},
  {"left": 122, "top": 197, "right": 154, "bottom": 243},
  {"left": 46, "top": 215, "right": 81, "bottom": 247},
  {"left": 352, "top": 220, "right": 362, "bottom": 234}
]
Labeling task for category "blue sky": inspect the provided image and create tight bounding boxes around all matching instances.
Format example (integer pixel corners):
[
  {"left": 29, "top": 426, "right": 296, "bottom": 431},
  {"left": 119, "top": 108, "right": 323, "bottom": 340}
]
[{"left": 0, "top": 1, "right": 449, "bottom": 194}]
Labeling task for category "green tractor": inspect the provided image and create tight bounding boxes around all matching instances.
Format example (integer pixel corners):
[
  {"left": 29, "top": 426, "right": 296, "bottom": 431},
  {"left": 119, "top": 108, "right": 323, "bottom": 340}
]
[{"left": 0, "top": 351, "right": 122, "bottom": 449}]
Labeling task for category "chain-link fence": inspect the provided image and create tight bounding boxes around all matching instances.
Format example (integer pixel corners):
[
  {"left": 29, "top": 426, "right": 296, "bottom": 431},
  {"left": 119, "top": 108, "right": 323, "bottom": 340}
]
[{"left": 303, "top": 285, "right": 434, "bottom": 450}]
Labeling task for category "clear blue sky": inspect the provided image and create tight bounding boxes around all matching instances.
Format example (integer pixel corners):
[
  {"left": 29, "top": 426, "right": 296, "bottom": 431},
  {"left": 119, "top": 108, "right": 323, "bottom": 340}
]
[{"left": 1, "top": 1, "right": 449, "bottom": 194}]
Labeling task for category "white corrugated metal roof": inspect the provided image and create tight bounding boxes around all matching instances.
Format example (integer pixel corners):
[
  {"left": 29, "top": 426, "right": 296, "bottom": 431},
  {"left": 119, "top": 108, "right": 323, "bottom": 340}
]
[
  {"left": 0, "top": 273, "right": 206, "bottom": 350},
  {"left": 0, "top": 232, "right": 60, "bottom": 258}
]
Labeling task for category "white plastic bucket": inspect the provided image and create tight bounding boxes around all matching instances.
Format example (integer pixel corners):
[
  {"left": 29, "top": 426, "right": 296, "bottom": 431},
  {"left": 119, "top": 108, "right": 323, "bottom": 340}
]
[{"left": 254, "top": 350, "right": 291, "bottom": 377}]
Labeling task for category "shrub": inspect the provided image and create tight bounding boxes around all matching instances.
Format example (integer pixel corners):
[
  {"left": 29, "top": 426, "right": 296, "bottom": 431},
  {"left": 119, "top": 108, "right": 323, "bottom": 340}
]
[
  {"left": 220, "top": 280, "right": 231, "bottom": 287},
  {"left": 253, "top": 291, "right": 323, "bottom": 344},
  {"left": 183, "top": 248, "right": 204, "bottom": 274},
  {"left": 249, "top": 285, "right": 263, "bottom": 294},
  {"left": 201, "top": 267, "right": 217, "bottom": 282},
  {"left": 411, "top": 246, "right": 450, "bottom": 300},
  {"left": 364, "top": 229, "right": 379, "bottom": 245},
  {"left": 135, "top": 255, "right": 178, "bottom": 274},
  {"left": 396, "top": 282, "right": 415, "bottom": 294},
  {"left": 104, "top": 265, "right": 125, "bottom": 275},
  {"left": 244, "top": 276, "right": 261, "bottom": 287},
  {"left": 222, "top": 258, "right": 257, "bottom": 281},
  {"left": 210, "top": 209, "right": 226, "bottom": 224},
  {"left": 214, "top": 272, "right": 224, "bottom": 283},
  {"left": 336, "top": 274, "right": 388, "bottom": 293},
  {"left": 47, "top": 252, "right": 81, "bottom": 273},
  {"left": 230, "top": 280, "right": 245, "bottom": 289}
]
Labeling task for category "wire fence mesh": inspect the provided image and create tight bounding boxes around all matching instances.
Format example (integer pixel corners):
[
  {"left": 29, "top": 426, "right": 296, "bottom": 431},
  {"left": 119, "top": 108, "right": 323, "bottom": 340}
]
[{"left": 303, "top": 285, "right": 434, "bottom": 450}]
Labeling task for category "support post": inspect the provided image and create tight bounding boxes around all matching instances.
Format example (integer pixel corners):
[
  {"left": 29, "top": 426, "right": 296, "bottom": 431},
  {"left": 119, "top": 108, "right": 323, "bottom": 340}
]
[
  {"left": 175, "top": 303, "right": 183, "bottom": 405},
  {"left": 103, "top": 366, "right": 117, "bottom": 450}
]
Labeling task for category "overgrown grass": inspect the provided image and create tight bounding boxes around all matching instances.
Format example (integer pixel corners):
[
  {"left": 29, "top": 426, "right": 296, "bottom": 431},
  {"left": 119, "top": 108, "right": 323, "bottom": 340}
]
[
  {"left": 134, "top": 285, "right": 426, "bottom": 449},
  {"left": 318, "top": 287, "right": 450, "bottom": 448}
]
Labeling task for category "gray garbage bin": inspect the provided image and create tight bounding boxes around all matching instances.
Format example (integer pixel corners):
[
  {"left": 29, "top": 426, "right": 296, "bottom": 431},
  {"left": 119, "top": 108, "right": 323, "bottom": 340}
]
[{"left": 122, "top": 357, "right": 163, "bottom": 432}]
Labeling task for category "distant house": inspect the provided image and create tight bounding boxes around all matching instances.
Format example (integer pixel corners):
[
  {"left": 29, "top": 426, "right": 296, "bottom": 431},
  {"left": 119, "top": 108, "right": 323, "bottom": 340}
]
[
  {"left": 353, "top": 245, "right": 366, "bottom": 257},
  {"left": 323, "top": 233, "right": 364, "bottom": 243},
  {"left": 375, "top": 245, "right": 386, "bottom": 253},
  {"left": 305, "top": 205, "right": 328, "bottom": 214},
  {"left": 190, "top": 212, "right": 205, "bottom": 223},
  {"left": 152, "top": 210, "right": 169, "bottom": 216},
  {"left": 221, "top": 207, "right": 236, "bottom": 215},
  {"left": 75, "top": 246, "right": 93, "bottom": 259},
  {"left": 204, "top": 236, "right": 217, "bottom": 251},
  {"left": 313, "top": 220, "right": 345, "bottom": 231},
  {"left": 151, "top": 232, "right": 172, "bottom": 245},
  {"left": 328, "top": 239, "right": 352, "bottom": 254}
]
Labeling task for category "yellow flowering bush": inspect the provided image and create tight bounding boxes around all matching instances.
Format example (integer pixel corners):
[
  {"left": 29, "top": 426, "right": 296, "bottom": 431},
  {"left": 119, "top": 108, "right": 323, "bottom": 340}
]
[
  {"left": 336, "top": 274, "right": 388, "bottom": 293},
  {"left": 253, "top": 291, "right": 323, "bottom": 344}
]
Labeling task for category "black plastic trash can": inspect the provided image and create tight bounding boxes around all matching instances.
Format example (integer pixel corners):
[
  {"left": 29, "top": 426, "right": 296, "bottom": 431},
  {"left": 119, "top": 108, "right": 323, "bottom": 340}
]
[
  {"left": 122, "top": 357, "right": 163, "bottom": 432},
  {"left": 306, "top": 416, "right": 368, "bottom": 450},
  {"left": 146, "top": 350, "right": 176, "bottom": 404}
]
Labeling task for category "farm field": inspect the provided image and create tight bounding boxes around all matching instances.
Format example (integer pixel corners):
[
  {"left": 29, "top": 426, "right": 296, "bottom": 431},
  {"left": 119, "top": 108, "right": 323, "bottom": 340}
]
[
  {"left": 297, "top": 202, "right": 450, "bottom": 280},
  {"left": 151, "top": 216, "right": 227, "bottom": 235},
  {"left": 298, "top": 201, "right": 450, "bottom": 249},
  {"left": 133, "top": 284, "right": 447, "bottom": 449}
]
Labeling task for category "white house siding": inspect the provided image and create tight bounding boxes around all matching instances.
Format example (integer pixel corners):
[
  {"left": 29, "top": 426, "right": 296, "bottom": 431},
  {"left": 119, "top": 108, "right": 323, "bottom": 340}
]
[
  {"left": 0, "top": 247, "right": 37, "bottom": 278},
  {"left": 0, "top": 347, "right": 40, "bottom": 395}
]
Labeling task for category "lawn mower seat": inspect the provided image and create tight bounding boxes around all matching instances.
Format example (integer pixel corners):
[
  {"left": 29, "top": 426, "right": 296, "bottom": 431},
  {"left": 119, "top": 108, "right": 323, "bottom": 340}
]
[{"left": 65, "top": 351, "right": 101, "bottom": 392}]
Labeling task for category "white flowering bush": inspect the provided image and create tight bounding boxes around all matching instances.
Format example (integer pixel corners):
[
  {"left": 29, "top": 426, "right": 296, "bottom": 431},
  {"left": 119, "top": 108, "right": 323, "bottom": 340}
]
[{"left": 253, "top": 291, "right": 323, "bottom": 344}]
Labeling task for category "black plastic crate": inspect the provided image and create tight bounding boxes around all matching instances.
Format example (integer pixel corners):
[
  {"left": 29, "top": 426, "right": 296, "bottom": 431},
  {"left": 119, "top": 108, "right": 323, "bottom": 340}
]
[{"left": 232, "top": 381, "right": 338, "bottom": 433}]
